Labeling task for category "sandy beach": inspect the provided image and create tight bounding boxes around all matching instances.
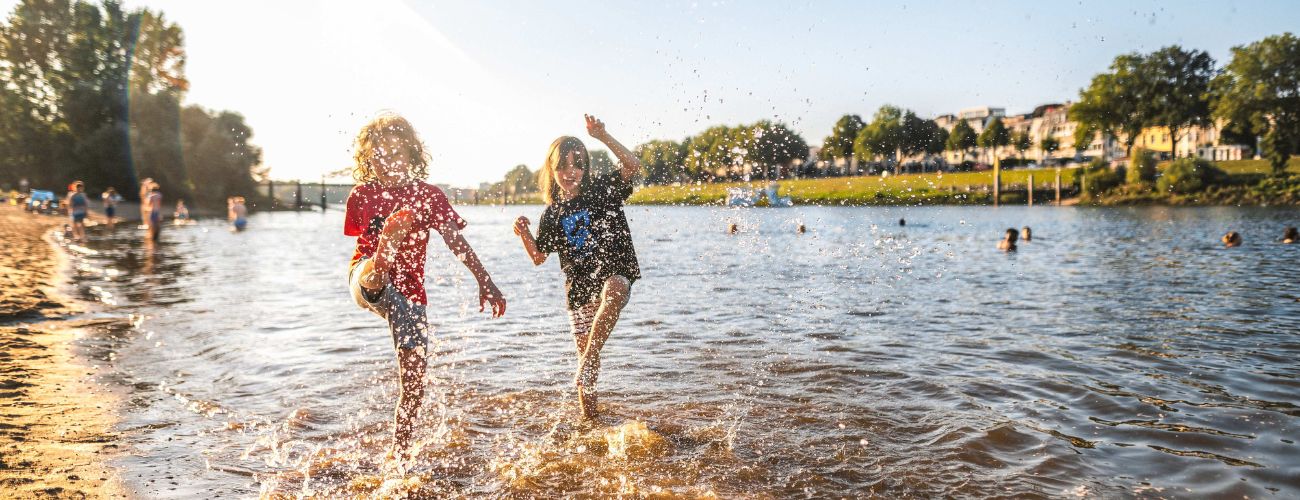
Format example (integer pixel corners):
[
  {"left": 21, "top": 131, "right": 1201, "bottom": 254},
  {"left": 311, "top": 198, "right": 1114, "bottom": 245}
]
[{"left": 0, "top": 206, "right": 126, "bottom": 498}]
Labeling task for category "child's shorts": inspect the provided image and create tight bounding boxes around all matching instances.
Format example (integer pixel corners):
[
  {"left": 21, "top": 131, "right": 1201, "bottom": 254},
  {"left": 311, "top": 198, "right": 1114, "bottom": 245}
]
[
  {"left": 105, "top": 206, "right": 115, "bottom": 218},
  {"left": 72, "top": 211, "right": 87, "bottom": 223},
  {"left": 349, "top": 258, "right": 429, "bottom": 351}
]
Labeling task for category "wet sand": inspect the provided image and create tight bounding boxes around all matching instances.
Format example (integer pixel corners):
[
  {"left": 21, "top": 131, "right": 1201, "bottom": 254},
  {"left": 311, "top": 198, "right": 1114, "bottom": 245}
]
[{"left": 0, "top": 206, "right": 125, "bottom": 497}]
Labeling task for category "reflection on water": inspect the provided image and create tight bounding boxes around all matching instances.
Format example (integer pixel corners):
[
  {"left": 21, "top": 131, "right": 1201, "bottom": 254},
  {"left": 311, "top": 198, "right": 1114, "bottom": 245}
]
[{"left": 65, "top": 206, "right": 1300, "bottom": 497}]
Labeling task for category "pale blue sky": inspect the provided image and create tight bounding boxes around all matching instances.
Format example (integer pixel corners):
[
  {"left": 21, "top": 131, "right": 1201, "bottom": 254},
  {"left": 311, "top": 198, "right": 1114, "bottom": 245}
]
[{"left": 3, "top": 0, "right": 1296, "bottom": 186}]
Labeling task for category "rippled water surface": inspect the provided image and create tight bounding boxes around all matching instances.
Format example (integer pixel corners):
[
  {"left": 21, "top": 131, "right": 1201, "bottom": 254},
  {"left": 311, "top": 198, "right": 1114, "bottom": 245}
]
[{"left": 64, "top": 205, "right": 1300, "bottom": 498}]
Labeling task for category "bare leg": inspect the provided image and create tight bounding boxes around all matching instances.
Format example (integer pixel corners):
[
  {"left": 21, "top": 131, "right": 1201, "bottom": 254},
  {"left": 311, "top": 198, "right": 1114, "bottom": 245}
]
[
  {"left": 575, "top": 276, "right": 631, "bottom": 419},
  {"left": 361, "top": 209, "right": 414, "bottom": 292},
  {"left": 393, "top": 347, "right": 426, "bottom": 460}
]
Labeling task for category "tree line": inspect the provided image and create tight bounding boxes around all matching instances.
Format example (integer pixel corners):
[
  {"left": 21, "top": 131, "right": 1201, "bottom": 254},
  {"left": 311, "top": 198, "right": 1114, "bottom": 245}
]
[
  {"left": 485, "top": 32, "right": 1298, "bottom": 192},
  {"left": 482, "top": 121, "right": 811, "bottom": 198},
  {"left": 0, "top": 0, "right": 263, "bottom": 207},
  {"left": 1072, "top": 34, "right": 1299, "bottom": 177}
]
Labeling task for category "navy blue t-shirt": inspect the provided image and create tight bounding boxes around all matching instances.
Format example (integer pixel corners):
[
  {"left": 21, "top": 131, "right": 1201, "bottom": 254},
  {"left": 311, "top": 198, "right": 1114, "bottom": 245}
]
[{"left": 536, "top": 174, "right": 641, "bottom": 309}]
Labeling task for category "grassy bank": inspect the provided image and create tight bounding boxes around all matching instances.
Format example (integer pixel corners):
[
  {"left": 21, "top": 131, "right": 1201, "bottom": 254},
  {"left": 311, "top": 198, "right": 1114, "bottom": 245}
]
[
  {"left": 627, "top": 167, "right": 1080, "bottom": 206},
  {"left": 1087, "top": 158, "right": 1300, "bottom": 206}
]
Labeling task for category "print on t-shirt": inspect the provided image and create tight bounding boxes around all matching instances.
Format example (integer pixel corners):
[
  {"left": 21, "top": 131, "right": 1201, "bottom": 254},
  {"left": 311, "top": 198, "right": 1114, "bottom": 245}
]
[{"left": 561, "top": 209, "right": 593, "bottom": 257}]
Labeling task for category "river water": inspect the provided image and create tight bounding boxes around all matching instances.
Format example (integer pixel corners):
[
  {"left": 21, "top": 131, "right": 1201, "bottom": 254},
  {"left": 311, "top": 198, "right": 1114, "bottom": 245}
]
[{"left": 62, "top": 205, "right": 1299, "bottom": 498}]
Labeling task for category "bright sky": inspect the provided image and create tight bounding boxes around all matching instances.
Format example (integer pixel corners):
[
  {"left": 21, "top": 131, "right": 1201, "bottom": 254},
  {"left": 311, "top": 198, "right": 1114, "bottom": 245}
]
[{"left": 3, "top": 0, "right": 1297, "bottom": 186}]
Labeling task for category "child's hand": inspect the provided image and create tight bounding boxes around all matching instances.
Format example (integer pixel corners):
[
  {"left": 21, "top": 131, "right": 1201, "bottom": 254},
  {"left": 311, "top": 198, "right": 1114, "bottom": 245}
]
[
  {"left": 479, "top": 280, "right": 506, "bottom": 318},
  {"left": 585, "top": 114, "right": 608, "bottom": 141},
  {"left": 513, "top": 216, "right": 530, "bottom": 237}
]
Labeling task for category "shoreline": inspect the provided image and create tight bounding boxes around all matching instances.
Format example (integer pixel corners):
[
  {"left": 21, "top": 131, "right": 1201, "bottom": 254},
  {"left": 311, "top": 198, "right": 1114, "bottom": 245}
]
[{"left": 0, "top": 206, "right": 128, "bottom": 497}]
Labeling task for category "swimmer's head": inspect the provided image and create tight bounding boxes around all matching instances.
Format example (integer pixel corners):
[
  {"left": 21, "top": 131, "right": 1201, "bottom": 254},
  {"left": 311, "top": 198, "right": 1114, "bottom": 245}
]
[
  {"left": 1283, "top": 227, "right": 1298, "bottom": 243},
  {"left": 1021, "top": 226, "right": 1032, "bottom": 240},
  {"left": 1222, "top": 231, "right": 1242, "bottom": 247},
  {"left": 1005, "top": 228, "right": 1019, "bottom": 243}
]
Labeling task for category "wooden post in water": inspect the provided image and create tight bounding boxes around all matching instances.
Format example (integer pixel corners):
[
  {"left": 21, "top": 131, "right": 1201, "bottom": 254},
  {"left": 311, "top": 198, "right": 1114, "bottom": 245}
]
[
  {"left": 993, "top": 156, "right": 1001, "bottom": 207},
  {"left": 267, "top": 180, "right": 275, "bottom": 209},
  {"left": 1055, "top": 169, "right": 1062, "bottom": 205},
  {"left": 319, "top": 176, "right": 327, "bottom": 210},
  {"left": 1028, "top": 173, "right": 1034, "bottom": 207},
  {"left": 294, "top": 180, "right": 303, "bottom": 209}
]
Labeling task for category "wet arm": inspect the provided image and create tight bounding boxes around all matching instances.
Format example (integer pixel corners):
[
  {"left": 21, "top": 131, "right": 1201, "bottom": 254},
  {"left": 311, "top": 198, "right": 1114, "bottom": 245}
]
[
  {"left": 518, "top": 229, "right": 548, "bottom": 266},
  {"left": 439, "top": 225, "right": 497, "bottom": 286},
  {"left": 600, "top": 133, "right": 642, "bottom": 183}
]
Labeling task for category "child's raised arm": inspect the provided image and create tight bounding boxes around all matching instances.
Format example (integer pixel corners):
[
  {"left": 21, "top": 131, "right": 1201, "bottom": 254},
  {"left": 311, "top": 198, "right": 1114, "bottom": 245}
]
[
  {"left": 437, "top": 224, "right": 506, "bottom": 317},
  {"left": 585, "top": 114, "right": 641, "bottom": 183},
  {"left": 514, "top": 216, "right": 547, "bottom": 266}
]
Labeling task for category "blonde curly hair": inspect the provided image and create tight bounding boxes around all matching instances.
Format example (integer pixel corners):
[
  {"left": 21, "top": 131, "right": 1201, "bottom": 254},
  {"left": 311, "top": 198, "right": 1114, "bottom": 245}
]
[{"left": 351, "top": 112, "right": 430, "bottom": 184}]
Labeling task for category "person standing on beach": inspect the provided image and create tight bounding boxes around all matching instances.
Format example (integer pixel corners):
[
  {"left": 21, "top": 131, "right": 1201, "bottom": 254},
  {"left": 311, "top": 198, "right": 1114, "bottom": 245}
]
[
  {"left": 512, "top": 115, "right": 642, "bottom": 420},
  {"left": 343, "top": 112, "right": 506, "bottom": 462},
  {"left": 65, "top": 181, "right": 88, "bottom": 242},
  {"left": 144, "top": 183, "right": 162, "bottom": 241},
  {"left": 102, "top": 187, "right": 120, "bottom": 228}
]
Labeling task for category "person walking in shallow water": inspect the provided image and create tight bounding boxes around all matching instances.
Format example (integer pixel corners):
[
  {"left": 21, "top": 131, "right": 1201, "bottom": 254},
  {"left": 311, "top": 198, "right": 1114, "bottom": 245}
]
[
  {"left": 101, "top": 187, "right": 120, "bottom": 228},
  {"left": 65, "top": 181, "right": 89, "bottom": 242},
  {"left": 342, "top": 112, "right": 505, "bottom": 462},
  {"left": 227, "top": 196, "right": 247, "bottom": 231},
  {"left": 144, "top": 182, "right": 163, "bottom": 241},
  {"left": 513, "top": 115, "right": 643, "bottom": 420}
]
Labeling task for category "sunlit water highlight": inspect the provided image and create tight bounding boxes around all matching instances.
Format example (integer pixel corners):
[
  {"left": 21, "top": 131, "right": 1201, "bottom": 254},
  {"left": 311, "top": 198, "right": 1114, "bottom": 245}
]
[{"left": 63, "top": 206, "right": 1300, "bottom": 497}]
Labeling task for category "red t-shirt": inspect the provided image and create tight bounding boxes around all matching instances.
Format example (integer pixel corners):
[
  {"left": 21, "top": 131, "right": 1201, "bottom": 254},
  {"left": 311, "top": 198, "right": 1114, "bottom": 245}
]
[{"left": 343, "top": 181, "right": 466, "bottom": 305}]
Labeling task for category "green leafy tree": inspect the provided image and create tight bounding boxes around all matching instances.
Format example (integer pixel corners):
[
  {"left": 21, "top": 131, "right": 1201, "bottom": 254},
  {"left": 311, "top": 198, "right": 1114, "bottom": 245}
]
[
  {"left": 854, "top": 106, "right": 901, "bottom": 169},
  {"left": 1143, "top": 46, "right": 1215, "bottom": 158},
  {"left": 820, "top": 114, "right": 863, "bottom": 174},
  {"left": 1071, "top": 52, "right": 1149, "bottom": 158},
  {"left": 977, "top": 117, "right": 1010, "bottom": 164},
  {"left": 1212, "top": 33, "right": 1300, "bottom": 177},
  {"left": 924, "top": 123, "right": 949, "bottom": 169},
  {"left": 742, "top": 121, "right": 808, "bottom": 180},
  {"left": 0, "top": 0, "right": 256, "bottom": 208},
  {"left": 1013, "top": 130, "right": 1032, "bottom": 162},
  {"left": 946, "top": 119, "right": 977, "bottom": 163},
  {"left": 589, "top": 150, "right": 617, "bottom": 178},
  {"left": 635, "top": 140, "right": 685, "bottom": 184},
  {"left": 1126, "top": 147, "right": 1157, "bottom": 185},
  {"left": 180, "top": 106, "right": 262, "bottom": 206},
  {"left": 854, "top": 105, "right": 932, "bottom": 174},
  {"left": 1039, "top": 136, "right": 1060, "bottom": 160}
]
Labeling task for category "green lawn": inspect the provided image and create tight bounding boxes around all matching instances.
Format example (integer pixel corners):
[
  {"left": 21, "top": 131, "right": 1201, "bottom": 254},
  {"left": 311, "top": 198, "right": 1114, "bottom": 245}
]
[
  {"left": 1181, "top": 158, "right": 1300, "bottom": 176},
  {"left": 628, "top": 167, "right": 1080, "bottom": 205}
]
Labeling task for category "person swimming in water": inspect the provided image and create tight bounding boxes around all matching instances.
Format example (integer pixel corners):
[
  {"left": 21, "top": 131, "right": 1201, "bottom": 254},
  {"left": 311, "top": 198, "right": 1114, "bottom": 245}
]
[
  {"left": 1282, "top": 227, "right": 1298, "bottom": 244},
  {"left": 998, "top": 228, "right": 1018, "bottom": 252},
  {"left": 174, "top": 200, "right": 190, "bottom": 221},
  {"left": 1222, "top": 231, "right": 1242, "bottom": 247},
  {"left": 1021, "top": 226, "right": 1032, "bottom": 242}
]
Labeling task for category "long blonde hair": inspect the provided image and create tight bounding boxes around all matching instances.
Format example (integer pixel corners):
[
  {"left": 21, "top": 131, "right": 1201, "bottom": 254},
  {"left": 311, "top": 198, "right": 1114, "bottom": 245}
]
[
  {"left": 351, "top": 112, "right": 430, "bottom": 184},
  {"left": 538, "top": 136, "right": 590, "bottom": 204}
]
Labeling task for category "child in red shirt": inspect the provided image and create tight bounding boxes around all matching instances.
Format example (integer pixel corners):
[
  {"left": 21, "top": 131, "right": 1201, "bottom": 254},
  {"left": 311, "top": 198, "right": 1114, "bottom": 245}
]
[{"left": 343, "top": 112, "right": 506, "bottom": 461}]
